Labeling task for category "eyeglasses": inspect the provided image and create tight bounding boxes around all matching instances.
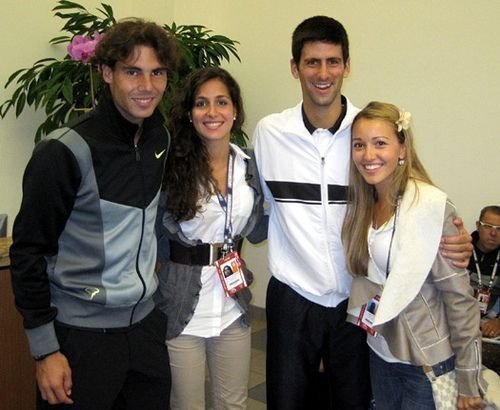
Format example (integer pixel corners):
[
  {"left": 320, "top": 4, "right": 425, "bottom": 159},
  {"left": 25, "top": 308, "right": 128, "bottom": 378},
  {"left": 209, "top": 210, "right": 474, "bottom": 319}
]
[{"left": 479, "top": 220, "right": 500, "bottom": 231}]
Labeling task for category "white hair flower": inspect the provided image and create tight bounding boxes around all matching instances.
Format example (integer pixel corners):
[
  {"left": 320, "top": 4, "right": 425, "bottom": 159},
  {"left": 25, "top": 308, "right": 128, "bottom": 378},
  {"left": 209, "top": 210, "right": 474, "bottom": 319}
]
[{"left": 396, "top": 111, "right": 411, "bottom": 132}]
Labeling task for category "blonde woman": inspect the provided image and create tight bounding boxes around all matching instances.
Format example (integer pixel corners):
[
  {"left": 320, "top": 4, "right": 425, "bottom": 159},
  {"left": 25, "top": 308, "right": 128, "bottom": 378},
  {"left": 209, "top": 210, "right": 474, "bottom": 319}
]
[{"left": 342, "top": 101, "right": 485, "bottom": 410}]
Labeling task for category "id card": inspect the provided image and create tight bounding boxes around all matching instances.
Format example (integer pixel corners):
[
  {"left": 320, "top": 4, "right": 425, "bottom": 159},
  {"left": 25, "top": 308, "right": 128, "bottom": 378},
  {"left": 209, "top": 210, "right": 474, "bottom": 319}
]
[
  {"left": 475, "top": 289, "right": 491, "bottom": 315},
  {"left": 215, "top": 251, "right": 248, "bottom": 296},
  {"left": 357, "top": 295, "right": 380, "bottom": 336}
]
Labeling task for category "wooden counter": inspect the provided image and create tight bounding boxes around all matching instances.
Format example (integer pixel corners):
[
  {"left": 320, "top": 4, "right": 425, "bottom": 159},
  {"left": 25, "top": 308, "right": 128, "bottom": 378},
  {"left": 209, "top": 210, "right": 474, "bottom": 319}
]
[
  {"left": 0, "top": 236, "right": 11, "bottom": 268},
  {"left": 0, "top": 237, "right": 36, "bottom": 409}
]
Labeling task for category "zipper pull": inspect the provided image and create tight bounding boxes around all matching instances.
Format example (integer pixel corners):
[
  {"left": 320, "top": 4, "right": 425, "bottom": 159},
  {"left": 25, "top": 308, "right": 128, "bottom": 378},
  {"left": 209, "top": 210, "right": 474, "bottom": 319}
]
[{"left": 134, "top": 126, "right": 143, "bottom": 161}]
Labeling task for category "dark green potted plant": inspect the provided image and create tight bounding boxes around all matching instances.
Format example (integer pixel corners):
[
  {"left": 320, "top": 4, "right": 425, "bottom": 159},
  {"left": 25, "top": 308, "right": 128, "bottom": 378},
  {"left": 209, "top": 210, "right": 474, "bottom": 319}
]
[{"left": 0, "top": 0, "right": 247, "bottom": 145}]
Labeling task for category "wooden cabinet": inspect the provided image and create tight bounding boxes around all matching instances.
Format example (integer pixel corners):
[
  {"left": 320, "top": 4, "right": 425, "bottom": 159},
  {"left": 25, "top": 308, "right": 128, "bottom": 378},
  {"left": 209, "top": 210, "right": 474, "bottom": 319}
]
[{"left": 0, "top": 238, "right": 36, "bottom": 410}]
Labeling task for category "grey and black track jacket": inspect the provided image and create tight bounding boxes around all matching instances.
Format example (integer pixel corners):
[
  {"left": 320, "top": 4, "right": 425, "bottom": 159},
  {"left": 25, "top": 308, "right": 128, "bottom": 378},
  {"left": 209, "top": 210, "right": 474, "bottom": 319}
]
[{"left": 10, "top": 91, "right": 169, "bottom": 357}]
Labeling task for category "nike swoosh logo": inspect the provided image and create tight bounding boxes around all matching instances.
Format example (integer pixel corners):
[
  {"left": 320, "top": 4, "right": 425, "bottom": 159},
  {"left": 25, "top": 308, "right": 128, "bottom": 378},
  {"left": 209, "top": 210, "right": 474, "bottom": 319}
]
[{"left": 155, "top": 149, "right": 167, "bottom": 159}]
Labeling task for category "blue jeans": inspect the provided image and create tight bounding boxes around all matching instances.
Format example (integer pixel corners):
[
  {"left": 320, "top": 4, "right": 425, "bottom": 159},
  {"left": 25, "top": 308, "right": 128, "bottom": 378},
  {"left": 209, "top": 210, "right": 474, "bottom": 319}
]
[{"left": 370, "top": 349, "right": 446, "bottom": 410}]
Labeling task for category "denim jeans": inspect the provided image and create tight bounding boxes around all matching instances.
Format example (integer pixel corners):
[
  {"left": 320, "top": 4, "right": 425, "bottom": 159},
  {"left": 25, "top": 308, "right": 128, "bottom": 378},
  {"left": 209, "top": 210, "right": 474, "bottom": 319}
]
[{"left": 369, "top": 349, "right": 438, "bottom": 410}]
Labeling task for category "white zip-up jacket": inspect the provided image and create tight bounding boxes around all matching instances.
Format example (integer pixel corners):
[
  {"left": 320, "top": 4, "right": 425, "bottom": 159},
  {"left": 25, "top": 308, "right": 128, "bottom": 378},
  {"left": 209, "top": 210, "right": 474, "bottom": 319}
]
[{"left": 253, "top": 98, "right": 359, "bottom": 307}]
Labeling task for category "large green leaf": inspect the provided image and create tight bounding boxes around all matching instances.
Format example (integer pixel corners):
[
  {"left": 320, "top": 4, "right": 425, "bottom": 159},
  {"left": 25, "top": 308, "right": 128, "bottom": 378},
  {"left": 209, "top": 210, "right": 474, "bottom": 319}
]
[
  {"left": 15, "top": 92, "right": 26, "bottom": 117},
  {"left": 62, "top": 77, "right": 74, "bottom": 103}
]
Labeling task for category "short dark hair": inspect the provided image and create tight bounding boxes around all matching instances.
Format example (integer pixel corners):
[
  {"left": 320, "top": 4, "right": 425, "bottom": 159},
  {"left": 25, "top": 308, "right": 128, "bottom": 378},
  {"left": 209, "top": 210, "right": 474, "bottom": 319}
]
[
  {"left": 93, "top": 18, "right": 180, "bottom": 74},
  {"left": 292, "top": 16, "right": 349, "bottom": 64},
  {"left": 479, "top": 205, "right": 500, "bottom": 220}
]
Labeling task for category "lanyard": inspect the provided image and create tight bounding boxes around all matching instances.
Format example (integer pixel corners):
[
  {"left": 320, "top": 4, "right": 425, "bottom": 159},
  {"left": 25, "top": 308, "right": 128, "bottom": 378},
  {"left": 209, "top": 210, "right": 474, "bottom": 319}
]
[
  {"left": 473, "top": 248, "right": 499, "bottom": 290},
  {"left": 215, "top": 150, "right": 235, "bottom": 253}
]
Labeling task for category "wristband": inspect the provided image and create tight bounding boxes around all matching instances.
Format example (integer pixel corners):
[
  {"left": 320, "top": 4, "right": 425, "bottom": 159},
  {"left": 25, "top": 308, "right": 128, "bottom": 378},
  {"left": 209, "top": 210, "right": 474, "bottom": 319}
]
[{"left": 34, "top": 350, "right": 59, "bottom": 362}]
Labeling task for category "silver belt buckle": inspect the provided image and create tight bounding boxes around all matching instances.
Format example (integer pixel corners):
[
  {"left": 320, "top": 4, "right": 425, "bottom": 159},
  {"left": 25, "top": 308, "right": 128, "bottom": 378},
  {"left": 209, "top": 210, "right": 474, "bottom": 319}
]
[{"left": 209, "top": 243, "right": 224, "bottom": 265}]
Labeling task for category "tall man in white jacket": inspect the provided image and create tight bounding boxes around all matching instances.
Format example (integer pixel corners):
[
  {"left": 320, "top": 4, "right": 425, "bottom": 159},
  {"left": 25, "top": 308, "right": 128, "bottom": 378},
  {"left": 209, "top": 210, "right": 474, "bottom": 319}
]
[{"left": 253, "top": 15, "right": 473, "bottom": 409}]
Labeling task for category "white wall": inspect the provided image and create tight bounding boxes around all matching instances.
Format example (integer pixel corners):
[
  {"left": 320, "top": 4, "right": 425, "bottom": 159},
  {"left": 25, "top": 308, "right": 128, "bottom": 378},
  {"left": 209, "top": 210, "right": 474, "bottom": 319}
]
[{"left": 1, "top": 1, "right": 498, "bottom": 307}]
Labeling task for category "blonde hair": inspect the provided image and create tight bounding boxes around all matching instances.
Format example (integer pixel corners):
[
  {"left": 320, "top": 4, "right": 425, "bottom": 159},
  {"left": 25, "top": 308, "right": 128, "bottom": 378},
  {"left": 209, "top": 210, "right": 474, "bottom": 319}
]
[{"left": 342, "top": 101, "right": 433, "bottom": 276}]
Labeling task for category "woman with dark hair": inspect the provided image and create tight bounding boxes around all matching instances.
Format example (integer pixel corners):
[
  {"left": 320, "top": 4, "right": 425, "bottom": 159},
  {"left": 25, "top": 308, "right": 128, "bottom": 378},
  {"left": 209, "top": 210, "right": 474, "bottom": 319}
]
[
  {"left": 156, "top": 66, "right": 266, "bottom": 409},
  {"left": 342, "top": 101, "right": 485, "bottom": 410}
]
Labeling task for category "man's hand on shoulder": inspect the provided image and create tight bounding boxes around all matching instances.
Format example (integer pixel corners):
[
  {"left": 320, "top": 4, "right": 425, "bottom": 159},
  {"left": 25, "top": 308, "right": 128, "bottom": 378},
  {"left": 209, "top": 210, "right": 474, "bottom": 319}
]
[
  {"left": 457, "top": 394, "right": 485, "bottom": 410},
  {"left": 440, "top": 216, "right": 473, "bottom": 269},
  {"left": 36, "top": 351, "right": 73, "bottom": 405},
  {"left": 481, "top": 317, "right": 500, "bottom": 339}
]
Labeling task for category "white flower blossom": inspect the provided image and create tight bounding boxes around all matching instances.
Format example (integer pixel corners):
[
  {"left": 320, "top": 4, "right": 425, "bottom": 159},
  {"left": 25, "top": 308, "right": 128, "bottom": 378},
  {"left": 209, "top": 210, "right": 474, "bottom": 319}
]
[{"left": 396, "top": 111, "right": 411, "bottom": 132}]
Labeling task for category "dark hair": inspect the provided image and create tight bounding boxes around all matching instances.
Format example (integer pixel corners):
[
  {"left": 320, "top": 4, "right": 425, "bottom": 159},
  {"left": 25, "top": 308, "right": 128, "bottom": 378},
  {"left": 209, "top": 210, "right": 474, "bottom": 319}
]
[
  {"left": 480, "top": 205, "right": 500, "bottom": 220},
  {"left": 292, "top": 16, "right": 349, "bottom": 64},
  {"left": 93, "top": 18, "right": 180, "bottom": 73},
  {"left": 165, "top": 66, "right": 245, "bottom": 221}
]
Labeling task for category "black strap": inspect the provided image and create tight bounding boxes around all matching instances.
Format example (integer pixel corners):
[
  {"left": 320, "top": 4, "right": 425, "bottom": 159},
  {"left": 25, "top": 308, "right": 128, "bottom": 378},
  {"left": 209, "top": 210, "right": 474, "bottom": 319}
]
[{"left": 169, "top": 239, "right": 242, "bottom": 266}]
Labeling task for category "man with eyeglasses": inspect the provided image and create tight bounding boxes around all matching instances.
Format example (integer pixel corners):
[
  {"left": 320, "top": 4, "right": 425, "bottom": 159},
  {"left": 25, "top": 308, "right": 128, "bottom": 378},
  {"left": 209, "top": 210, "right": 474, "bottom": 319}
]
[{"left": 468, "top": 205, "right": 500, "bottom": 371}]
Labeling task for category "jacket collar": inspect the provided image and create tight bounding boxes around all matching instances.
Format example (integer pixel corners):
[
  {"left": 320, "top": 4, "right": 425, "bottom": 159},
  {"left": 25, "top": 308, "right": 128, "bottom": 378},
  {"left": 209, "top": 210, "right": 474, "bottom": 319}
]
[
  {"left": 373, "top": 180, "right": 448, "bottom": 326},
  {"left": 92, "top": 89, "right": 165, "bottom": 144},
  {"left": 301, "top": 95, "right": 348, "bottom": 135}
]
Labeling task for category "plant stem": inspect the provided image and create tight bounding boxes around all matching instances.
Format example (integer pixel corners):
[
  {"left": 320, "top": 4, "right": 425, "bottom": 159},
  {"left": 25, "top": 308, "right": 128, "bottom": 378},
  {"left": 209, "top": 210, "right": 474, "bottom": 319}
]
[{"left": 89, "top": 63, "right": 96, "bottom": 108}]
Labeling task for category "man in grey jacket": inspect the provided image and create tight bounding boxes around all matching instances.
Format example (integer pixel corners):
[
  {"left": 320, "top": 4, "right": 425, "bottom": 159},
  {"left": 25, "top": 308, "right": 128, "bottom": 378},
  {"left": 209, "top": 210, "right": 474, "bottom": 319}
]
[{"left": 10, "top": 20, "right": 179, "bottom": 409}]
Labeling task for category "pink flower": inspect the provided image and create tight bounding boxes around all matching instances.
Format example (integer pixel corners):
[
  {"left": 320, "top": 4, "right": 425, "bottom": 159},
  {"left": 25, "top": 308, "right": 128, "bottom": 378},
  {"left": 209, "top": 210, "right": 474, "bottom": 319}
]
[{"left": 67, "top": 31, "right": 102, "bottom": 64}]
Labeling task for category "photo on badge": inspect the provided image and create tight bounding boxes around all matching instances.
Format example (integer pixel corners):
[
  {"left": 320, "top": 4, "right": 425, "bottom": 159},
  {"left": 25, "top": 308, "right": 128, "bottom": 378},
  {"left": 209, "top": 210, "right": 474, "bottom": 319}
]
[{"left": 215, "top": 251, "right": 248, "bottom": 296}]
